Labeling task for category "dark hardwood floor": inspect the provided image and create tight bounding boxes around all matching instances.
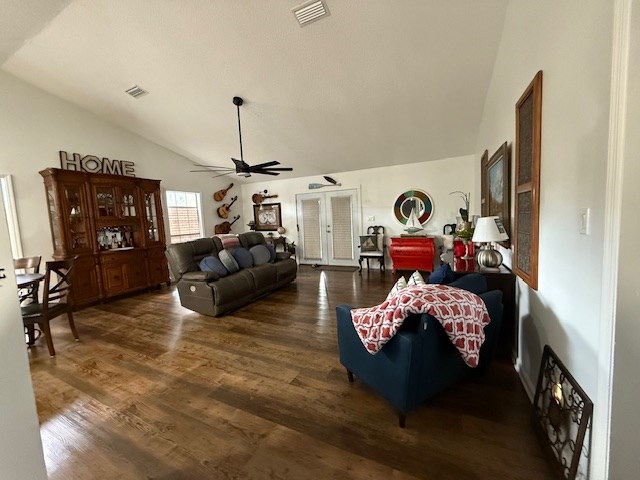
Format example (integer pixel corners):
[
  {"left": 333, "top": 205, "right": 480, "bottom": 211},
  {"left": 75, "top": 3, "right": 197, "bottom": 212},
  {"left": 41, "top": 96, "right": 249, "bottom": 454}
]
[{"left": 28, "top": 266, "right": 553, "bottom": 479}]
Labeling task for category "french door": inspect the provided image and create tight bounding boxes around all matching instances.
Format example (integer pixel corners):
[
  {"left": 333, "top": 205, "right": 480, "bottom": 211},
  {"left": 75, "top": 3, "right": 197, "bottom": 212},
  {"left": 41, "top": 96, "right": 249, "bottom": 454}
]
[{"left": 296, "top": 189, "right": 359, "bottom": 266}]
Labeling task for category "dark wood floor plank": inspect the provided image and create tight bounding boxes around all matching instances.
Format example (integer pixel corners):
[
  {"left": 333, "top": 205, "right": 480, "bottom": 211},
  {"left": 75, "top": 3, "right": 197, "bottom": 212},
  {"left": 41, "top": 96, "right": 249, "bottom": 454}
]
[{"left": 27, "top": 268, "right": 553, "bottom": 479}]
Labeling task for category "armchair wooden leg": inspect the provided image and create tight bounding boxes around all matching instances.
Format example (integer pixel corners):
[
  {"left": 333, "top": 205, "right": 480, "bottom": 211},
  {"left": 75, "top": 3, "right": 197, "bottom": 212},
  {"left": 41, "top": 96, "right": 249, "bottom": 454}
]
[
  {"left": 398, "top": 412, "right": 406, "bottom": 428},
  {"left": 67, "top": 311, "right": 80, "bottom": 341},
  {"left": 347, "top": 369, "right": 354, "bottom": 383},
  {"left": 358, "top": 258, "right": 363, "bottom": 274},
  {"left": 39, "top": 320, "right": 56, "bottom": 357}
]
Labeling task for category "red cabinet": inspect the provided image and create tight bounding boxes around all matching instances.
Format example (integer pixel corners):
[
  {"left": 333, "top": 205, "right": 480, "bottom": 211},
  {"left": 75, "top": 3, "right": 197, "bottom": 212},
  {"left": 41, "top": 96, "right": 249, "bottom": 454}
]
[{"left": 389, "top": 236, "right": 435, "bottom": 273}]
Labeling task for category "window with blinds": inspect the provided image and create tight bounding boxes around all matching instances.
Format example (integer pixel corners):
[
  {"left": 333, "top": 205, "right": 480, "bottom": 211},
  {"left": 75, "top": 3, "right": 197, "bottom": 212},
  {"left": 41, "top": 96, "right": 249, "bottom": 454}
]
[{"left": 166, "top": 190, "right": 203, "bottom": 243}]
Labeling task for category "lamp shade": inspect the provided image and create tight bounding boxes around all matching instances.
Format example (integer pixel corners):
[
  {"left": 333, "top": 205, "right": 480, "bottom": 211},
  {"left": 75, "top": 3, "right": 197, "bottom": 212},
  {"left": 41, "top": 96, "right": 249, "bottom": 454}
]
[{"left": 472, "top": 216, "right": 509, "bottom": 243}]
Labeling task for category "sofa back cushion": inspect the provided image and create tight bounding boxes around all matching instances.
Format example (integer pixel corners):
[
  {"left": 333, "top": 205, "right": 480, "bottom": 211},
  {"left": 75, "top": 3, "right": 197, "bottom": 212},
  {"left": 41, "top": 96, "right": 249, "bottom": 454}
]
[
  {"left": 250, "top": 244, "right": 271, "bottom": 265},
  {"left": 232, "top": 247, "right": 254, "bottom": 269},
  {"left": 240, "top": 232, "right": 267, "bottom": 249},
  {"left": 199, "top": 256, "right": 229, "bottom": 277},
  {"left": 219, "top": 249, "right": 240, "bottom": 273}
]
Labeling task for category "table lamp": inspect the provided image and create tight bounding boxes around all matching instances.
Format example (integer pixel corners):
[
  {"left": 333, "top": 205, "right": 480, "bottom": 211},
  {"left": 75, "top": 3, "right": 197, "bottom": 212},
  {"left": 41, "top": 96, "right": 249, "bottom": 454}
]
[{"left": 472, "top": 216, "right": 509, "bottom": 268}]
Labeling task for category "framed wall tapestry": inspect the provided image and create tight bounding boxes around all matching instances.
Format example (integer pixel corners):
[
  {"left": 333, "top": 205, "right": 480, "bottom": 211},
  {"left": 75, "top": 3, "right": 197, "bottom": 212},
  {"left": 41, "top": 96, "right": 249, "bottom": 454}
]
[
  {"left": 514, "top": 70, "right": 543, "bottom": 290},
  {"left": 481, "top": 142, "right": 511, "bottom": 245},
  {"left": 253, "top": 202, "right": 282, "bottom": 231}
]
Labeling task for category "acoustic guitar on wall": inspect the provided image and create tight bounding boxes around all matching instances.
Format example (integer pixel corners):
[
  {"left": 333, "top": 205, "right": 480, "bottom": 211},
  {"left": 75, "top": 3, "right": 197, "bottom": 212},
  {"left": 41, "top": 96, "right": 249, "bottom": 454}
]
[
  {"left": 214, "top": 215, "right": 240, "bottom": 235},
  {"left": 217, "top": 196, "right": 238, "bottom": 219},
  {"left": 252, "top": 192, "right": 278, "bottom": 204},
  {"left": 213, "top": 183, "right": 234, "bottom": 202}
]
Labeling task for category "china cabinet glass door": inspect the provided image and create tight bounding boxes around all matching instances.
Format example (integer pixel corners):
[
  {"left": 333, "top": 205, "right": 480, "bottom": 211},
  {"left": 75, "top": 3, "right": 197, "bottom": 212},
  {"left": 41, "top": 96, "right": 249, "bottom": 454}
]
[
  {"left": 144, "top": 191, "right": 160, "bottom": 243},
  {"left": 95, "top": 186, "right": 116, "bottom": 218},
  {"left": 64, "top": 184, "right": 92, "bottom": 252}
]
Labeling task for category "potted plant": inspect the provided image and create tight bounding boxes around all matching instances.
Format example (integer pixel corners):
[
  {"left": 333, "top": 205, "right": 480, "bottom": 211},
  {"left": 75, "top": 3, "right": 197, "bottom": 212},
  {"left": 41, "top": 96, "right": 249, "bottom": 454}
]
[{"left": 286, "top": 241, "right": 296, "bottom": 254}]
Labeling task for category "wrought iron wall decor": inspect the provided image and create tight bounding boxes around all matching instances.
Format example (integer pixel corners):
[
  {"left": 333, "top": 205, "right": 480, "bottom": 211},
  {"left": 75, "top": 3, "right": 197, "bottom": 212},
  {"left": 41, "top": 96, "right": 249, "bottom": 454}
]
[{"left": 532, "top": 345, "right": 593, "bottom": 480}]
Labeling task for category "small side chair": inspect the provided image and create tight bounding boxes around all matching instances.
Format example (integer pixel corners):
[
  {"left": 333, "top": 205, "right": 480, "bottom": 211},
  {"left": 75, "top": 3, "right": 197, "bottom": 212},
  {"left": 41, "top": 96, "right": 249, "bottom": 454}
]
[
  {"left": 21, "top": 259, "right": 79, "bottom": 356},
  {"left": 358, "top": 226, "right": 386, "bottom": 274},
  {"left": 14, "top": 255, "right": 42, "bottom": 304}
]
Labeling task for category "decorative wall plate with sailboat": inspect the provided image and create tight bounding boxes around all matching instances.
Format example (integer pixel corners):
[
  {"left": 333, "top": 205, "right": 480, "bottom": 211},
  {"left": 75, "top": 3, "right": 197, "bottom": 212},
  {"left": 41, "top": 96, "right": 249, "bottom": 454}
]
[{"left": 393, "top": 189, "right": 434, "bottom": 233}]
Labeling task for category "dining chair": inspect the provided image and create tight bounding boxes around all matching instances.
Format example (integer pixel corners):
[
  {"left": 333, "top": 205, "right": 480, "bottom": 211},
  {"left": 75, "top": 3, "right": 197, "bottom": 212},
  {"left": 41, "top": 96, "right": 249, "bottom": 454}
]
[
  {"left": 13, "top": 255, "right": 42, "bottom": 274},
  {"left": 14, "top": 255, "right": 42, "bottom": 304},
  {"left": 21, "top": 259, "right": 79, "bottom": 357}
]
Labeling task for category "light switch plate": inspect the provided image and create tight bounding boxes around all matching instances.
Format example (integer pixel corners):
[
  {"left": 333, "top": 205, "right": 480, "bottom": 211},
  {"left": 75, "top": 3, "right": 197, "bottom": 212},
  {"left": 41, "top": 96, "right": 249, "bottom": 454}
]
[
  {"left": 368, "top": 216, "right": 375, "bottom": 221},
  {"left": 579, "top": 208, "right": 590, "bottom": 235}
]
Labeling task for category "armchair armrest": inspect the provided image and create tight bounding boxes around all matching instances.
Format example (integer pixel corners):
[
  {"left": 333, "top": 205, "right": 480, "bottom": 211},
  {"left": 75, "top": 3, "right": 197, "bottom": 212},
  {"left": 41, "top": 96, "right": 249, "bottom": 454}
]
[{"left": 181, "top": 271, "right": 220, "bottom": 282}]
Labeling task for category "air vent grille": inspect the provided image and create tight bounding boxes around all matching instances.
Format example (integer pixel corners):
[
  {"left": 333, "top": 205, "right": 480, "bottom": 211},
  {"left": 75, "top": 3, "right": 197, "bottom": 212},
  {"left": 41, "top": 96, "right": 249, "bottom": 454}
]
[
  {"left": 292, "top": 0, "right": 329, "bottom": 27},
  {"left": 125, "top": 85, "right": 149, "bottom": 99}
]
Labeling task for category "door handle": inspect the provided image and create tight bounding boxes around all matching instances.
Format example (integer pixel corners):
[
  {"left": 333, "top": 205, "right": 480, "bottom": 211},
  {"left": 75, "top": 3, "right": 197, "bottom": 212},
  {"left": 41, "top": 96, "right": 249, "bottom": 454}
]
[{"left": 0, "top": 268, "right": 5, "bottom": 279}]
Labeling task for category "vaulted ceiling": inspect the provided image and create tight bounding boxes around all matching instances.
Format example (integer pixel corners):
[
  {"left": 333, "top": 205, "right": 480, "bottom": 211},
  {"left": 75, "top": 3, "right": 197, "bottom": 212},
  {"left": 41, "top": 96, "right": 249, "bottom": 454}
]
[{"left": 1, "top": 0, "right": 508, "bottom": 181}]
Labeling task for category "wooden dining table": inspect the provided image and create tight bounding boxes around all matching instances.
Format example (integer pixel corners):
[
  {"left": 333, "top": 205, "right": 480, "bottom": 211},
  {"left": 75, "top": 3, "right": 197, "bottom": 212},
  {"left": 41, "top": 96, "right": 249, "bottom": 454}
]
[{"left": 16, "top": 272, "right": 44, "bottom": 345}]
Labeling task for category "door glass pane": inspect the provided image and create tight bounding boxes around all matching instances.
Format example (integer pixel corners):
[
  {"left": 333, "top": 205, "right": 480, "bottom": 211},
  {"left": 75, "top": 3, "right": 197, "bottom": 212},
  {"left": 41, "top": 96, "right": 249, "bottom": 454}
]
[
  {"left": 145, "top": 192, "right": 159, "bottom": 242},
  {"left": 301, "top": 199, "right": 322, "bottom": 260},
  {"left": 120, "top": 188, "right": 136, "bottom": 217},
  {"left": 330, "top": 196, "right": 354, "bottom": 260},
  {"left": 95, "top": 187, "right": 115, "bottom": 217},
  {"left": 46, "top": 185, "right": 62, "bottom": 250},
  {"left": 65, "top": 185, "right": 89, "bottom": 250}
]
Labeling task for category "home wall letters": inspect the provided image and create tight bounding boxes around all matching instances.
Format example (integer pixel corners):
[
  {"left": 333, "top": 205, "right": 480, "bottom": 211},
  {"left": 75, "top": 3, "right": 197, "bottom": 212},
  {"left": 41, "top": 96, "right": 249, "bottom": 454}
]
[{"left": 59, "top": 151, "right": 135, "bottom": 176}]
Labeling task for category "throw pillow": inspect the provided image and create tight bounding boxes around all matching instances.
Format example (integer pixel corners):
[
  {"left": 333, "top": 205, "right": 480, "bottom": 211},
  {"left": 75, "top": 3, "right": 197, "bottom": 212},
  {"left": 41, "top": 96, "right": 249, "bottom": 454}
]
[
  {"left": 232, "top": 247, "right": 254, "bottom": 269},
  {"left": 199, "top": 256, "right": 229, "bottom": 277},
  {"left": 359, "top": 235, "right": 378, "bottom": 252},
  {"left": 215, "top": 234, "right": 241, "bottom": 249},
  {"left": 407, "top": 270, "right": 425, "bottom": 287},
  {"left": 218, "top": 249, "right": 240, "bottom": 273},
  {"left": 264, "top": 243, "right": 277, "bottom": 263},
  {"left": 386, "top": 276, "right": 407, "bottom": 300},
  {"left": 249, "top": 244, "right": 272, "bottom": 266},
  {"left": 428, "top": 263, "right": 455, "bottom": 284}
]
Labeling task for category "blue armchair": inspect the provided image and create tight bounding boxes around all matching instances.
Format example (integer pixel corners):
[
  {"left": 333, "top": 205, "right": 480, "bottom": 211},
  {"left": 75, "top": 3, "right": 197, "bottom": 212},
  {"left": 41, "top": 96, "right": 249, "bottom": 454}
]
[{"left": 336, "top": 274, "right": 503, "bottom": 427}]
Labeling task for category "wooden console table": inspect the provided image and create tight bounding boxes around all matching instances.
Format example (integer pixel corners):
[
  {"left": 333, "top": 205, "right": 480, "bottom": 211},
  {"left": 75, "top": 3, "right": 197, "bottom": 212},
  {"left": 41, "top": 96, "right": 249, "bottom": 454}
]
[
  {"left": 452, "top": 260, "right": 517, "bottom": 361},
  {"left": 389, "top": 236, "right": 435, "bottom": 273}
]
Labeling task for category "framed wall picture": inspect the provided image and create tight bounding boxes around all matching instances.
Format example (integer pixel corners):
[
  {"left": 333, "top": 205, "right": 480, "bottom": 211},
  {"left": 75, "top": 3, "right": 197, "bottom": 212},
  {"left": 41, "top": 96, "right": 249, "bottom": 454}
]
[
  {"left": 481, "top": 142, "right": 511, "bottom": 245},
  {"left": 253, "top": 202, "right": 282, "bottom": 231},
  {"left": 514, "top": 70, "right": 543, "bottom": 290}
]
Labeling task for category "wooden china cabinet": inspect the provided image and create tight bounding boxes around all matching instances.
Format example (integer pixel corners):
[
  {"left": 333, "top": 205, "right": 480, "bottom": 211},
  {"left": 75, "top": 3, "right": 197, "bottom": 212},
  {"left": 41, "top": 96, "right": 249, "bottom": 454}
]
[{"left": 40, "top": 168, "right": 169, "bottom": 308}]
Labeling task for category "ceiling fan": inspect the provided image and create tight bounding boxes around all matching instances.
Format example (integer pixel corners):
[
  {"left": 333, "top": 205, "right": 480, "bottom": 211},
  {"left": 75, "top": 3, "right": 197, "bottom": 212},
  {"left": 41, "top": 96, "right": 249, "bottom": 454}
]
[{"left": 190, "top": 96, "right": 293, "bottom": 178}]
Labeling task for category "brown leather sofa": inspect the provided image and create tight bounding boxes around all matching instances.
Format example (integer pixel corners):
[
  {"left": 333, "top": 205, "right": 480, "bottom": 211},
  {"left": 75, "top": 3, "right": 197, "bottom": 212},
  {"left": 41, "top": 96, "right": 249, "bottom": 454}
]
[{"left": 165, "top": 232, "right": 297, "bottom": 316}]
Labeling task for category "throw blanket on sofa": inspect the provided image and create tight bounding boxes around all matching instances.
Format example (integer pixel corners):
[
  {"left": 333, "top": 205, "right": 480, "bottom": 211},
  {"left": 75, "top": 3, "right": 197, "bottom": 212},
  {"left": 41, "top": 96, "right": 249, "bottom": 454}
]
[{"left": 350, "top": 284, "right": 491, "bottom": 367}]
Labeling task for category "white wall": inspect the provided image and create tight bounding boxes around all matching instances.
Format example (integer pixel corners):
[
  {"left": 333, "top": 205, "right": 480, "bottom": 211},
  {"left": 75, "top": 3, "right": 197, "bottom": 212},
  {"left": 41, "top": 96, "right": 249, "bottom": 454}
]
[
  {"left": 0, "top": 70, "right": 242, "bottom": 259},
  {"left": 610, "top": 0, "right": 640, "bottom": 477},
  {"left": 474, "top": 1, "right": 614, "bottom": 477},
  {"left": 239, "top": 155, "right": 476, "bottom": 268}
]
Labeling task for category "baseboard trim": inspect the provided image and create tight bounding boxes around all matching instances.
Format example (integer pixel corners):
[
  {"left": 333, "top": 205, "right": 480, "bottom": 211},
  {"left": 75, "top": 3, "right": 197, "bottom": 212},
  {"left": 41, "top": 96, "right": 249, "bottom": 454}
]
[{"left": 514, "top": 357, "right": 535, "bottom": 403}]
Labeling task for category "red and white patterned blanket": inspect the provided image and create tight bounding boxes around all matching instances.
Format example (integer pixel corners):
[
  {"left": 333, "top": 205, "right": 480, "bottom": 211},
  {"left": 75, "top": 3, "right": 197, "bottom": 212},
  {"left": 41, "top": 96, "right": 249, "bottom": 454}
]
[{"left": 350, "top": 284, "right": 490, "bottom": 367}]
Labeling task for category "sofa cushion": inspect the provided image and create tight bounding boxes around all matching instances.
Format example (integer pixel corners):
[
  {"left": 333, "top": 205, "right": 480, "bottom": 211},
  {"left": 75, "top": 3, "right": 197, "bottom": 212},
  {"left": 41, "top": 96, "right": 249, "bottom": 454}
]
[
  {"left": 182, "top": 270, "right": 220, "bottom": 282},
  {"left": 274, "top": 258, "right": 298, "bottom": 283},
  {"left": 199, "top": 256, "right": 228, "bottom": 277},
  {"left": 232, "top": 247, "right": 254, "bottom": 269},
  {"left": 275, "top": 252, "right": 292, "bottom": 261},
  {"left": 247, "top": 263, "right": 278, "bottom": 292},
  {"left": 428, "top": 263, "right": 455, "bottom": 284},
  {"left": 210, "top": 270, "right": 254, "bottom": 305},
  {"left": 265, "top": 243, "right": 277, "bottom": 262},
  {"left": 250, "top": 244, "right": 272, "bottom": 266},
  {"left": 449, "top": 273, "right": 487, "bottom": 295},
  {"left": 219, "top": 249, "right": 240, "bottom": 273}
]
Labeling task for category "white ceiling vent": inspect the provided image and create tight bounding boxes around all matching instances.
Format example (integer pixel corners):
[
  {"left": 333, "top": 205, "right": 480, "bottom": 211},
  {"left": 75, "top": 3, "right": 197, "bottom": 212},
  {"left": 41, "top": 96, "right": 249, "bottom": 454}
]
[
  {"left": 292, "top": 0, "right": 330, "bottom": 27},
  {"left": 125, "top": 85, "right": 148, "bottom": 99}
]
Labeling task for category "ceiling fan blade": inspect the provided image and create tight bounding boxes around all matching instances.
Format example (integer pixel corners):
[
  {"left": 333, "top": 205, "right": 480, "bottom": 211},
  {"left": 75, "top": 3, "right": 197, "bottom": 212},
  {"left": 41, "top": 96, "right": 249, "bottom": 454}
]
[
  {"left": 257, "top": 171, "right": 280, "bottom": 176},
  {"left": 190, "top": 168, "right": 234, "bottom": 172},
  {"left": 250, "top": 161, "right": 280, "bottom": 170},
  {"left": 231, "top": 158, "right": 250, "bottom": 171},
  {"left": 255, "top": 167, "right": 293, "bottom": 172},
  {"left": 211, "top": 172, "right": 235, "bottom": 179}
]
